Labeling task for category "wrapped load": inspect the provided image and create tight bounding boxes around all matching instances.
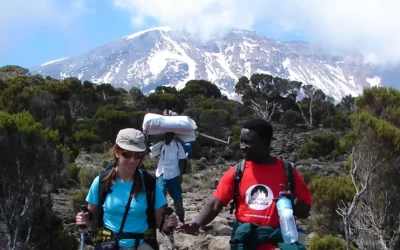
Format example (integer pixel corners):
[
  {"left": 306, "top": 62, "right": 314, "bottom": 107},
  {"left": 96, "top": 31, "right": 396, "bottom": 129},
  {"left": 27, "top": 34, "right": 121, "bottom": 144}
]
[{"left": 142, "top": 113, "right": 197, "bottom": 142}]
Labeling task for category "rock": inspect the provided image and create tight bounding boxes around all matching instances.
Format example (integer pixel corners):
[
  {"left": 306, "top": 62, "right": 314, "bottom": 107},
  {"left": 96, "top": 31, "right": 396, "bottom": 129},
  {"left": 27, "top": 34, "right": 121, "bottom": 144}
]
[
  {"left": 311, "top": 164, "right": 322, "bottom": 172},
  {"left": 296, "top": 165, "right": 308, "bottom": 172},
  {"left": 214, "top": 157, "right": 225, "bottom": 165},
  {"left": 84, "top": 154, "right": 92, "bottom": 161},
  {"left": 75, "top": 160, "right": 84, "bottom": 165},
  {"left": 207, "top": 236, "right": 231, "bottom": 250}
]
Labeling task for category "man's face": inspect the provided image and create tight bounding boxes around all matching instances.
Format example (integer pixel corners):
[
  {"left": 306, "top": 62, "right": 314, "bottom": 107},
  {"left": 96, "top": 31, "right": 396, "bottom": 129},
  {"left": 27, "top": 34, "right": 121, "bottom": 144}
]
[
  {"left": 239, "top": 128, "right": 269, "bottom": 161},
  {"left": 164, "top": 132, "right": 174, "bottom": 144}
]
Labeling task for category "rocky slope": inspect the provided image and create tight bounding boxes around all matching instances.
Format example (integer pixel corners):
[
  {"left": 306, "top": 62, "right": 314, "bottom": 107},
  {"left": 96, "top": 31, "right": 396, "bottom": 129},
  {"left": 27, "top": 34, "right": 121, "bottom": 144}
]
[{"left": 30, "top": 27, "right": 382, "bottom": 102}]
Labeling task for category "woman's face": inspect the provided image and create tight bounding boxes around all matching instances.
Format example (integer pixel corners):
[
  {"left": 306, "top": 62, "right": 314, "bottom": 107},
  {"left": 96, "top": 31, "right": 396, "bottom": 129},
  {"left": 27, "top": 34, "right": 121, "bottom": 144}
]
[{"left": 117, "top": 150, "right": 145, "bottom": 173}]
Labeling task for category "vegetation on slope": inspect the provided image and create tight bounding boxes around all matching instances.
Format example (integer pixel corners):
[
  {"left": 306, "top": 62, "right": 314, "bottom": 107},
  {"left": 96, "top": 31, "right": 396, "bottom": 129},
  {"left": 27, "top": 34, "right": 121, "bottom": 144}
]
[{"left": 1, "top": 65, "right": 399, "bottom": 249}]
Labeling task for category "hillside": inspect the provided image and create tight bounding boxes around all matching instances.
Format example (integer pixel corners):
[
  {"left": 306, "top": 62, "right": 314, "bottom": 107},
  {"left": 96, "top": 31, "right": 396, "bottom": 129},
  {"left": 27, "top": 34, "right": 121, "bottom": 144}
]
[{"left": 2, "top": 66, "right": 400, "bottom": 249}]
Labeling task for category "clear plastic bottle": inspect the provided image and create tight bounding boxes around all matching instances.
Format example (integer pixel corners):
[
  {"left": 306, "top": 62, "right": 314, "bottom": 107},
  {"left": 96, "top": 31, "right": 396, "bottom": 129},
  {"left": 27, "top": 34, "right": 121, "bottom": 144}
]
[{"left": 276, "top": 197, "right": 298, "bottom": 243}]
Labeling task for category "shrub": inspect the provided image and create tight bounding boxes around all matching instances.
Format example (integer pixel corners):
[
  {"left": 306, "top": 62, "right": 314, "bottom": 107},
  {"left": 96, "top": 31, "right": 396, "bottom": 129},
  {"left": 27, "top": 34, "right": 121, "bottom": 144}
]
[
  {"left": 90, "top": 143, "right": 104, "bottom": 153},
  {"left": 142, "top": 158, "right": 159, "bottom": 169},
  {"left": 66, "top": 163, "right": 80, "bottom": 182},
  {"left": 323, "top": 113, "right": 351, "bottom": 131},
  {"left": 188, "top": 140, "right": 202, "bottom": 159},
  {"left": 307, "top": 176, "right": 355, "bottom": 236},
  {"left": 312, "top": 133, "right": 338, "bottom": 155},
  {"left": 297, "top": 169, "right": 321, "bottom": 185},
  {"left": 79, "top": 166, "right": 101, "bottom": 188},
  {"left": 71, "top": 188, "right": 89, "bottom": 213},
  {"left": 297, "top": 133, "right": 339, "bottom": 159},
  {"left": 297, "top": 141, "right": 320, "bottom": 159},
  {"left": 280, "top": 110, "right": 304, "bottom": 127},
  {"left": 309, "top": 234, "right": 356, "bottom": 250},
  {"left": 27, "top": 200, "right": 79, "bottom": 250}
]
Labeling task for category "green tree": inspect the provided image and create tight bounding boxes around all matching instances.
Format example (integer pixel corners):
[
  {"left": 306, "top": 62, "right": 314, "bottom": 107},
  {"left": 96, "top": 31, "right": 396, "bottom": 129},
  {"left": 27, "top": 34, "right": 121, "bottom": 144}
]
[
  {"left": 180, "top": 80, "right": 222, "bottom": 99},
  {"left": 339, "top": 87, "right": 400, "bottom": 250},
  {"left": 235, "top": 74, "right": 301, "bottom": 121},
  {"left": 308, "top": 176, "right": 355, "bottom": 236},
  {"left": 0, "top": 111, "right": 65, "bottom": 249}
]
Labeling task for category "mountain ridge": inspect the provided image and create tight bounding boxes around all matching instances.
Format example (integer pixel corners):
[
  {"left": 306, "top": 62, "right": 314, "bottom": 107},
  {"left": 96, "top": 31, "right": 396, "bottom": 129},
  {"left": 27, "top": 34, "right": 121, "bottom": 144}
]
[{"left": 31, "top": 26, "right": 382, "bottom": 102}]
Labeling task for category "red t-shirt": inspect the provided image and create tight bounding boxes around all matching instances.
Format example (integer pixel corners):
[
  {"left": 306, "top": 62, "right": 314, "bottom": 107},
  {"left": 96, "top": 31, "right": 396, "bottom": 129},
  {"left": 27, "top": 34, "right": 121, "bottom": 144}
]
[{"left": 214, "top": 158, "right": 312, "bottom": 250}]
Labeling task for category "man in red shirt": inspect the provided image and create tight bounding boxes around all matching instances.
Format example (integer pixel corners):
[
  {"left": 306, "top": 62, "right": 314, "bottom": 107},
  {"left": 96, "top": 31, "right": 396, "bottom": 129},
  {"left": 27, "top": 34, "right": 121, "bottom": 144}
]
[{"left": 178, "top": 118, "right": 312, "bottom": 249}]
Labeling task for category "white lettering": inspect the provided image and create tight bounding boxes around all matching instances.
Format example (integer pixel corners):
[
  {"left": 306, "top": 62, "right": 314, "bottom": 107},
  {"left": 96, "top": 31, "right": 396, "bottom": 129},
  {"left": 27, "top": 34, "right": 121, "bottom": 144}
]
[{"left": 243, "top": 214, "right": 270, "bottom": 219}]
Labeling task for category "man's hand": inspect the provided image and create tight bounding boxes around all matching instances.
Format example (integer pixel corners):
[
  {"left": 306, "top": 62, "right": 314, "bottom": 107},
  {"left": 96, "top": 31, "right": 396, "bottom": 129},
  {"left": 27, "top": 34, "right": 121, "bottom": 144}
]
[
  {"left": 177, "top": 222, "right": 203, "bottom": 235},
  {"left": 273, "top": 184, "right": 297, "bottom": 203}
]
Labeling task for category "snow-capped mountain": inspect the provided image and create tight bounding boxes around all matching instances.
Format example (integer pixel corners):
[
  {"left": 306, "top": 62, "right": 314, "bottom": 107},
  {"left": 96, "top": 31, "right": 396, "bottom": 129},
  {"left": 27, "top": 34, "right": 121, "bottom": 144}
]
[{"left": 30, "top": 26, "right": 382, "bottom": 102}]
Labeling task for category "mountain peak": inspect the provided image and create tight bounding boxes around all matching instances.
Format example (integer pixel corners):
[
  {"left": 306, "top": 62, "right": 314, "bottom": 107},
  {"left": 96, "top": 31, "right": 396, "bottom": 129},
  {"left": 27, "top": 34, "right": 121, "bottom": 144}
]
[
  {"left": 124, "top": 26, "right": 173, "bottom": 40},
  {"left": 31, "top": 27, "right": 382, "bottom": 102}
]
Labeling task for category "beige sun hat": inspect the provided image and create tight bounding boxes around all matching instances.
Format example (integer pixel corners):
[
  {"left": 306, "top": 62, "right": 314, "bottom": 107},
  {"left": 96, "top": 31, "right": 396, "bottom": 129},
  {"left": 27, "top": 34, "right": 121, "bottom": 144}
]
[{"left": 115, "top": 128, "right": 146, "bottom": 152}]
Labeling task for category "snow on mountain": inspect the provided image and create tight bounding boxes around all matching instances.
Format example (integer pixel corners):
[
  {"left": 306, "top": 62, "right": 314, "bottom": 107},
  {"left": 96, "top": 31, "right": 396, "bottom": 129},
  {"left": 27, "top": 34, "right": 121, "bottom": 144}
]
[
  {"left": 40, "top": 57, "right": 69, "bottom": 66},
  {"left": 30, "top": 27, "right": 382, "bottom": 102}
]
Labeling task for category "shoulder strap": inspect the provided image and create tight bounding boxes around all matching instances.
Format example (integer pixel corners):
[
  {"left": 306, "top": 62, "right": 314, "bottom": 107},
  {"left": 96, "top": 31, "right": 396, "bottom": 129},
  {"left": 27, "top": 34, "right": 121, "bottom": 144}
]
[
  {"left": 175, "top": 140, "right": 180, "bottom": 155},
  {"left": 229, "top": 160, "right": 246, "bottom": 214},
  {"left": 97, "top": 168, "right": 113, "bottom": 228},
  {"left": 282, "top": 159, "right": 295, "bottom": 193},
  {"left": 142, "top": 170, "right": 157, "bottom": 227},
  {"left": 117, "top": 179, "right": 136, "bottom": 235}
]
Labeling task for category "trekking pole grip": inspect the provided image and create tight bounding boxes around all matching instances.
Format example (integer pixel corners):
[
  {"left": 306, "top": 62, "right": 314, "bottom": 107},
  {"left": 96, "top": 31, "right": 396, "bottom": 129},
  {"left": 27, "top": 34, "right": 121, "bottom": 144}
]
[
  {"left": 79, "top": 205, "right": 89, "bottom": 229},
  {"left": 164, "top": 207, "right": 175, "bottom": 231},
  {"left": 165, "top": 206, "right": 174, "bottom": 216}
]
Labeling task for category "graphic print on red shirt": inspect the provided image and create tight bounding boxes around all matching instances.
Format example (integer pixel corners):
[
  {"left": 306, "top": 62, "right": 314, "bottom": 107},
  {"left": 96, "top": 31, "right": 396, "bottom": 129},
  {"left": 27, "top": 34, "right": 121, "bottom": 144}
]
[{"left": 213, "top": 158, "right": 312, "bottom": 250}]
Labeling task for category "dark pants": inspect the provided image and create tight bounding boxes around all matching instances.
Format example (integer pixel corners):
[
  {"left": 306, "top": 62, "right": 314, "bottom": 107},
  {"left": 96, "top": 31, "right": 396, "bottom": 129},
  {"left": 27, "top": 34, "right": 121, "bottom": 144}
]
[{"left": 157, "top": 174, "right": 185, "bottom": 223}]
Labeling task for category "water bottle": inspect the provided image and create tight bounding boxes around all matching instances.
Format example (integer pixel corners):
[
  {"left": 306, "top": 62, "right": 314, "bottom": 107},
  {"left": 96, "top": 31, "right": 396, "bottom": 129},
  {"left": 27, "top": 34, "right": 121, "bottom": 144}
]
[{"left": 276, "top": 197, "right": 298, "bottom": 243}]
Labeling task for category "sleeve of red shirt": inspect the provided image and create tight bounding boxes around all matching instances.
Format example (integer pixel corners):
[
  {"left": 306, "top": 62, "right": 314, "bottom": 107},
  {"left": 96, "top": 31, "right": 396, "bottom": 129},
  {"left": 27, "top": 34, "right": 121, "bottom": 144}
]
[
  {"left": 213, "top": 166, "right": 235, "bottom": 206},
  {"left": 293, "top": 168, "right": 312, "bottom": 206}
]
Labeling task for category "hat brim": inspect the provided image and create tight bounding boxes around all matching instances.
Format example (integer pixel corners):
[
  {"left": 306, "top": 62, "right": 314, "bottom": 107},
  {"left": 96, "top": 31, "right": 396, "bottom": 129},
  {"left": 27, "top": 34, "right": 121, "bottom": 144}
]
[{"left": 117, "top": 142, "right": 146, "bottom": 152}]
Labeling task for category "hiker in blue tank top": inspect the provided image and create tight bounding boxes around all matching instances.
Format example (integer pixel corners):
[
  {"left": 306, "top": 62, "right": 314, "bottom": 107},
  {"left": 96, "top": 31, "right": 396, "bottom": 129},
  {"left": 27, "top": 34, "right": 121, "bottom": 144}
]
[{"left": 76, "top": 128, "right": 178, "bottom": 250}]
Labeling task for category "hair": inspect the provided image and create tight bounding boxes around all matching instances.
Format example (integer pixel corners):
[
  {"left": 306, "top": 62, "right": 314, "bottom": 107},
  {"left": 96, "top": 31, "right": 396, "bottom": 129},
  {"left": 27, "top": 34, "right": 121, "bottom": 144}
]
[
  {"left": 102, "top": 144, "right": 143, "bottom": 199},
  {"left": 242, "top": 118, "right": 273, "bottom": 144}
]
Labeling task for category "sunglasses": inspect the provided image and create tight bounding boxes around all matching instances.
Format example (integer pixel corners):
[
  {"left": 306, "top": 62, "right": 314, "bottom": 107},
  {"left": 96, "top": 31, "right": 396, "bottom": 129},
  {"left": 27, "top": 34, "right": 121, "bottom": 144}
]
[{"left": 121, "top": 151, "right": 145, "bottom": 159}]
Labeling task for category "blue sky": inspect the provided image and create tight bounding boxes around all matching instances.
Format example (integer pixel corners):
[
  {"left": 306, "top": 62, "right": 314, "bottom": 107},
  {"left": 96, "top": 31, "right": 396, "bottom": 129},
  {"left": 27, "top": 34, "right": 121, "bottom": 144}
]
[{"left": 1, "top": 0, "right": 399, "bottom": 69}]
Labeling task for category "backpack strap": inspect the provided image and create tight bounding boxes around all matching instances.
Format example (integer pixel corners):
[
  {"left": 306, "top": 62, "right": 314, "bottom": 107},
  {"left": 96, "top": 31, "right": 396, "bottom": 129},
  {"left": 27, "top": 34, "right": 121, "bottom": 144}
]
[
  {"left": 97, "top": 168, "right": 113, "bottom": 228},
  {"left": 229, "top": 160, "right": 246, "bottom": 215},
  {"left": 142, "top": 170, "right": 156, "bottom": 227},
  {"left": 141, "top": 170, "right": 159, "bottom": 250},
  {"left": 282, "top": 159, "right": 295, "bottom": 194}
]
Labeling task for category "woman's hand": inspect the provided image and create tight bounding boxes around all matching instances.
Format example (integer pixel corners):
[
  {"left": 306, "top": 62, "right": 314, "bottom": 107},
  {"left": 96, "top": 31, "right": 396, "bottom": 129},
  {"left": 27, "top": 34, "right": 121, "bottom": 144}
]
[
  {"left": 162, "top": 214, "right": 179, "bottom": 233},
  {"left": 75, "top": 211, "right": 89, "bottom": 226}
]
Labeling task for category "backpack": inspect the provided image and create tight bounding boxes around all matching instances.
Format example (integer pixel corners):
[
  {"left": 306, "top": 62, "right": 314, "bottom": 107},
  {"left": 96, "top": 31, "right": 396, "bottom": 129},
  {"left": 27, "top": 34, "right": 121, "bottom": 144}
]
[
  {"left": 96, "top": 162, "right": 159, "bottom": 250},
  {"left": 160, "top": 140, "right": 190, "bottom": 174},
  {"left": 229, "top": 157, "right": 295, "bottom": 215}
]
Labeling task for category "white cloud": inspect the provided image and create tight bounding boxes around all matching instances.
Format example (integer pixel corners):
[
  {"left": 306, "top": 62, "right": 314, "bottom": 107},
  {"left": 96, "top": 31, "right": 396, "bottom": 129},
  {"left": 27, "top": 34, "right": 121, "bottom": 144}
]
[{"left": 112, "top": 0, "right": 400, "bottom": 65}]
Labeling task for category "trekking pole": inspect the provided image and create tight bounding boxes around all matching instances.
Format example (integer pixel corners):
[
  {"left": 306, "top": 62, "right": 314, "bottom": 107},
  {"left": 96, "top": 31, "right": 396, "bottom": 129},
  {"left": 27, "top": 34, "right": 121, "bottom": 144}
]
[
  {"left": 79, "top": 205, "right": 89, "bottom": 250},
  {"left": 164, "top": 207, "right": 175, "bottom": 250}
]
